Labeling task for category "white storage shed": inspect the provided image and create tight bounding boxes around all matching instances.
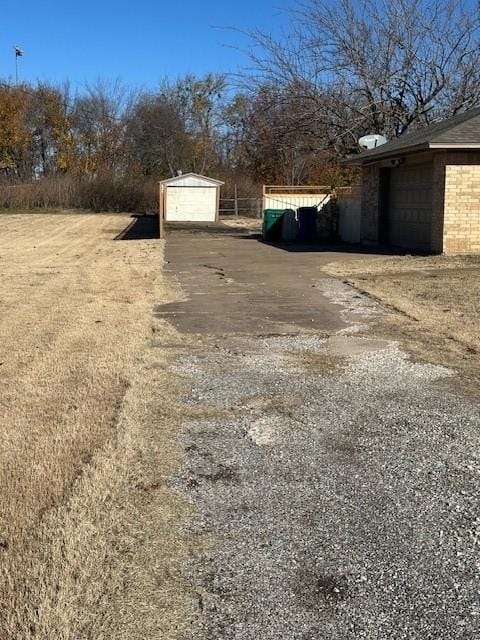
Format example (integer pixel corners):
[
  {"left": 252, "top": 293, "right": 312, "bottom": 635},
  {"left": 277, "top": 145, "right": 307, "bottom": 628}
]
[{"left": 159, "top": 173, "right": 224, "bottom": 224}]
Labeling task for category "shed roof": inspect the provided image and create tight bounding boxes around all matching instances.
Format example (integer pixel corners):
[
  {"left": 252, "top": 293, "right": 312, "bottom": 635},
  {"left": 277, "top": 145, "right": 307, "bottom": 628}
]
[
  {"left": 159, "top": 172, "right": 224, "bottom": 186},
  {"left": 344, "top": 107, "right": 480, "bottom": 165}
]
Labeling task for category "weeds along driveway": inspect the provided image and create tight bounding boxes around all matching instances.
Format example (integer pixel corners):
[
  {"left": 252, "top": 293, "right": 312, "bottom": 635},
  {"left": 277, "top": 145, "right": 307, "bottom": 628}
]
[{"left": 160, "top": 225, "right": 480, "bottom": 640}]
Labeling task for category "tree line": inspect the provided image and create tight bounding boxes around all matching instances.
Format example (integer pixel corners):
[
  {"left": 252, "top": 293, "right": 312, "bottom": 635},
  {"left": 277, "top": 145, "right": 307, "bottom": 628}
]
[{"left": 1, "top": 0, "right": 478, "bottom": 212}]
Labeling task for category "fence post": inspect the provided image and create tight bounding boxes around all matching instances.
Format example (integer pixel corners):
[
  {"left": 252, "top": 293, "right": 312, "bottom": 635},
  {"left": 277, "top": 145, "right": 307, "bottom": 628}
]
[
  {"left": 234, "top": 184, "right": 239, "bottom": 217},
  {"left": 159, "top": 183, "right": 164, "bottom": 239},
  {"left": 256, "top": 198, "right": 261, "bottom": 218}
]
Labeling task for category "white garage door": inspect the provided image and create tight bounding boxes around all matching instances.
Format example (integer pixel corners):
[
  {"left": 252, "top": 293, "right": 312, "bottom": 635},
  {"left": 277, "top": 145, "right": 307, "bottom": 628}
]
[
  {"left": 388, "top": 163, "right": 433, "bottom": 250},
  {"left": 166, "top": 186, "right": 217, "bottom": 222}
]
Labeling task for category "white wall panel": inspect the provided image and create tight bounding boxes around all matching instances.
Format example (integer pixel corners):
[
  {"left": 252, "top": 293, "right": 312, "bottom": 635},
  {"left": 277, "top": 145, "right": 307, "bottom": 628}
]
[
  {"left": 338, "top": 196, "right": 361, "bottom": 243},
  {"left": 165, "top": 186, "right": 217, "bottom": 221}
]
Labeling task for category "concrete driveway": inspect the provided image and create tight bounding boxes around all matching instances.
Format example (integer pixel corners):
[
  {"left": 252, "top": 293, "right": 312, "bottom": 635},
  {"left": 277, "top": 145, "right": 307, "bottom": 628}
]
[
  {"left": 156, "top": 224, "right": 363, "bottom": 335},
  {"left": 159, "top": 224, "right": 480, "bottom": 639}
]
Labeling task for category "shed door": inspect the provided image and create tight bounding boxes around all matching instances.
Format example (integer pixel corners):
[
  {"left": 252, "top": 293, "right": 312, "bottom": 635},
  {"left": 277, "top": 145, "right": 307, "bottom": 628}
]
[
  {"left": 166, "top": 186, "right": 217, "bottom": 222},
  {"left": 388, "top": 163, "right": 433, "bottom": 250}
]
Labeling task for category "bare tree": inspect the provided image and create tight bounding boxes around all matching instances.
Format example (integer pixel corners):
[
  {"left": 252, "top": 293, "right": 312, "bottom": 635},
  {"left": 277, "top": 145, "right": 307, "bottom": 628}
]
[
  {"left": 125, "top": 95, "right": 194, "bottom": 177},
  {"left": 25, "top": 83, "right": 74, "bottom": 176},
  {"left": 245, "top": 0, "right": 480, "bottom": 153},
  {"left": 163, "top": 74, "right": 228, "bottom": 174},
  {"left": 72, "top": 79, "right": 136, "bottom": 174}
]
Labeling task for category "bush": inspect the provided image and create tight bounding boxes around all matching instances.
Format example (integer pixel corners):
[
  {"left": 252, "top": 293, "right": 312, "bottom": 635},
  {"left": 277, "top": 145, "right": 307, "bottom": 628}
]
[{"left": 0, "top": 175, "right": 158, "bottom": 213}]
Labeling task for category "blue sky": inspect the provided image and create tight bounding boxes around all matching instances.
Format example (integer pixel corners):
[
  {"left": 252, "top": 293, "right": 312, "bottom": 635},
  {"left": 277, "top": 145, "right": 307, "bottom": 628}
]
[{"left": 0, "top": 0, "right": 290, "bottom": 89}]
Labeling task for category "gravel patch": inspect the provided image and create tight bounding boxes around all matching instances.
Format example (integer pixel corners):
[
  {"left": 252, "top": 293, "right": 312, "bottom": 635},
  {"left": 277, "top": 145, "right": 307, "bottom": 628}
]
[
  {"left": 171, "top": 332, "right": 480, "bottom": 639},
  {"left": 254, "top": 334, "right": 328, "bottom": 353},
  {"left": 317, "top": 278, "right": 383, "bottom": 333}
]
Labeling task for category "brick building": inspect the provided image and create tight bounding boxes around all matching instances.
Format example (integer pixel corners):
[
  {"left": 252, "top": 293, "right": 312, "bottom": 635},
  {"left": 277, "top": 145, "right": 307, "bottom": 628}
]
[{"left": 345, "top": 108, "right": 480, "bottom": 254}]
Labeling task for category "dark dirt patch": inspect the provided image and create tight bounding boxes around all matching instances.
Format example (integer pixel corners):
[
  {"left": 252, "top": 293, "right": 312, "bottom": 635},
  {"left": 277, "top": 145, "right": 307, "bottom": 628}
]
[
  {"left": 199, "top": 464, "right": 239, "bottom": 484},
  {"left": 238, "top": 392, "right": 305, "bottom": 412},
  {"left": 300, "top": 352, "right": 346, "bottom": 376},
  {"left": 294, "top": 569, "right": 350, "bottom": 613}
]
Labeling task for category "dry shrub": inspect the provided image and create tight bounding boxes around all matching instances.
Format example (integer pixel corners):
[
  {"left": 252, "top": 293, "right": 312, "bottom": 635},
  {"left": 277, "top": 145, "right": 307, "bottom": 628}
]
[
  {"left": 0, "top": 174, "right": 158, "bottom": 213},
  {"left": 220, "top": 174, "right": 261, "bottom": 199},
  {"left": 76, "top": 175, "right": 158, "bottom": 212}
]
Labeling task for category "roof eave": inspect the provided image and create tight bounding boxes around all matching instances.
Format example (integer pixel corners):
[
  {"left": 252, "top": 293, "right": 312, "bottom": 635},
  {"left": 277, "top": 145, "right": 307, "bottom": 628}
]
[
  {"left": 428, "top": 142, "right": 480, "bottom": 149},
  {"left": 344, "top": 141, "right": 480, "bottom": 166},
  {"left": 343, "top": 142, "right": 430, "bottom": 166}
]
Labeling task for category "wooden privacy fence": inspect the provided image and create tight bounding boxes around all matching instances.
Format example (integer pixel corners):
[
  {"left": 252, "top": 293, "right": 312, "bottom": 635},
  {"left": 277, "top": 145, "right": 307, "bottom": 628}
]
[{"left": 263, "top": 185, "right": 331, "bottom": 211}]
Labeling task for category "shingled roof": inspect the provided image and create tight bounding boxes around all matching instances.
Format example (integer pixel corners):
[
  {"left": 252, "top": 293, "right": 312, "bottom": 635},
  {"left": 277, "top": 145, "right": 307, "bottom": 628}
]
[{"left": 344, "top": 107, "right": 480, "bottom": 165}]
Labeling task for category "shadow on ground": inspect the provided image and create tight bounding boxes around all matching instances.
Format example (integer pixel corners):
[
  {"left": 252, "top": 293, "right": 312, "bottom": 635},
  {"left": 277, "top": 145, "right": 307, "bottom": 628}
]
[
  {"left": 215, "top": 233, "right": 431, "bottom": 256},
  {"left": 259, "top": 237, "right": 431, "bottom": 256},
  {"left": 163, "top": 221, "right": 430, "bottom": 256},
  {"left": 164, "top": 222, "right": 257, "bottom": 235},
  {"left": 116, "top": 214, "right": 159, "bottom": 240}
]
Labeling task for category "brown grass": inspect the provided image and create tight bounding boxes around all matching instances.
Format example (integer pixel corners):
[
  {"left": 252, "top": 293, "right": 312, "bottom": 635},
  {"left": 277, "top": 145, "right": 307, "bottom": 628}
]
[
  {"left": 323, "top": 253, "right": 480, "bottom": 389},
  {"left": 0, "top": 213, "right": 196, "bottom": 638},
  {"left": 0, "top": 175, "right": 158, "bottom": 213},
  {"left": 221, "top": 216, "right": 262, "bottom": 231}
]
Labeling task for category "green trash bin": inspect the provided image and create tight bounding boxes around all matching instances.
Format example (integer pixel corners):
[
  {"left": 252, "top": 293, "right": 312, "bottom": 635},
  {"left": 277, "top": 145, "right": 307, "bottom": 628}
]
[{"left": 263, "top": 209, "right": 286, "bottom": 241}]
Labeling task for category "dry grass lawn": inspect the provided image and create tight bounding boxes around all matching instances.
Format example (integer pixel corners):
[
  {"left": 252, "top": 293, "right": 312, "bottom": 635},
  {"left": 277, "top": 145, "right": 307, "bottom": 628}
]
[
  {"left": 323, "top": 253, "right": 480, "bottom": 387},
  {"left": 221, "top": 215, "right": 262, "bottom": 232},
  {"left": 0, "top": 213, "right": 196, "bottom": 638}
]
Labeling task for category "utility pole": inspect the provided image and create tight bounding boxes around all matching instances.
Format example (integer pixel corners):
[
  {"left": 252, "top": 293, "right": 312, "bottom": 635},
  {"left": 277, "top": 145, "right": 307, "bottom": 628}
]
[{"left": 15, "top": 47, "right": 23, "bottom": 84}]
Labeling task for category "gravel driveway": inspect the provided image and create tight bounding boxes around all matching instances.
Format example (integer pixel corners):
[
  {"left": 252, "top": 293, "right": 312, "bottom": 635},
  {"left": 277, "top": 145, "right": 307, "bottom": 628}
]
[{"left": 161, "top": 226, "right": 480, "bottom": 639}]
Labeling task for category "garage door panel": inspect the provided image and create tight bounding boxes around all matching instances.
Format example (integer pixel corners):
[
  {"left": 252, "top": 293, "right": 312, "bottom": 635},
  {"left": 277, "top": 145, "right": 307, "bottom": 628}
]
[
  {"left": 388, "top": 163, "right": 432, "bottom": 250},
  {"left": 166, "top": 187, "right": 217, "bottom": 222}
]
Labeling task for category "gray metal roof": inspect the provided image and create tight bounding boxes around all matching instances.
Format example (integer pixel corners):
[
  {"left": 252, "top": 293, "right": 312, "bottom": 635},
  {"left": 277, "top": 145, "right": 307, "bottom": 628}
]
[{"left": 344, "top": 107, "right": 480, "bottom": 165}]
